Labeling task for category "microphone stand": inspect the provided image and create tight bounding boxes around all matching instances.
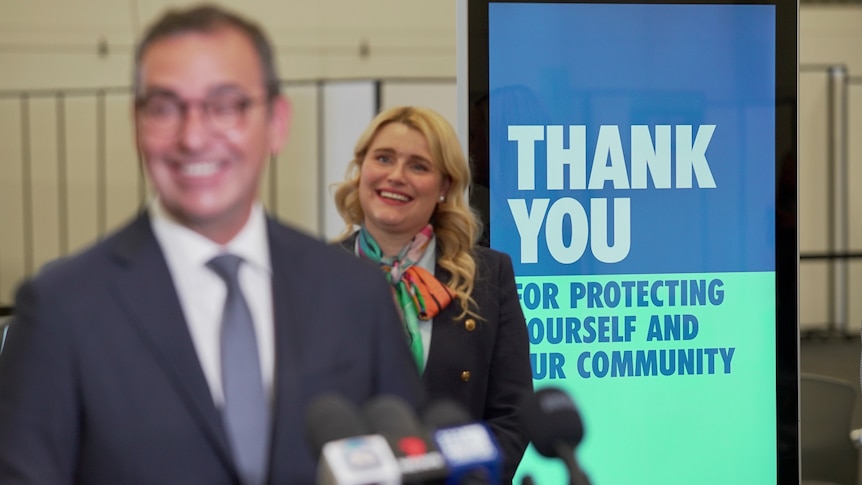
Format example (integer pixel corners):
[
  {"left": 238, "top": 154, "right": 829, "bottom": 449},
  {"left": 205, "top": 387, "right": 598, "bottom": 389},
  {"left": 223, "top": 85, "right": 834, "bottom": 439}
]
[{"left": 554, "top": 442, "right": 591, "bottom": 485}]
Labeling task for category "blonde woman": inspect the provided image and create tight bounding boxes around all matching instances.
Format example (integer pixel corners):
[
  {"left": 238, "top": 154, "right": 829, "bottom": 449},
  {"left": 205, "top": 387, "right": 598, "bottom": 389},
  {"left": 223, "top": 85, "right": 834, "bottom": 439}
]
[{"left": 334, "top": 106, "right": 533, "bottom": 483}]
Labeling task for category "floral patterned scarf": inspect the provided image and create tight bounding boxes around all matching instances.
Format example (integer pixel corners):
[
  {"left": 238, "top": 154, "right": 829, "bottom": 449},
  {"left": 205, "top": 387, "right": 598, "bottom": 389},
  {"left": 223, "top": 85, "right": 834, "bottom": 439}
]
[{"left": 357, "top": 224, "right": 454, "bottom": 373}]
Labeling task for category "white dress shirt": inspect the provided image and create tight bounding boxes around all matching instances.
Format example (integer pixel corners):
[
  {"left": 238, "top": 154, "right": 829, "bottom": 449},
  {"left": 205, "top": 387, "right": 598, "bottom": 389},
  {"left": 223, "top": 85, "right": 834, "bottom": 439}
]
[{"left": 150, "top": 200, "right": 275, "bottom": 406}]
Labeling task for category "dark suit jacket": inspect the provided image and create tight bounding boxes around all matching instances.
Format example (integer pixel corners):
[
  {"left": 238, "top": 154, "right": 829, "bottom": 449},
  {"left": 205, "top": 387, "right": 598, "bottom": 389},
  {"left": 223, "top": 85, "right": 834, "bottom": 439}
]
[
  {"left": 0, "top": 214, "right": 424, "bottom": 485},
  {"left": 340, "top": 234, "right": 534, "bottom": 484}
]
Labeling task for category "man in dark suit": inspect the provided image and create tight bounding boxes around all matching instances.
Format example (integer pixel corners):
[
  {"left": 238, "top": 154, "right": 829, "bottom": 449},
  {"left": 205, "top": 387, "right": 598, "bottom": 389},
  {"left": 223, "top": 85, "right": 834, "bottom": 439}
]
[{"left": 0, "top": 5, "right": 423, "bottom": 484}]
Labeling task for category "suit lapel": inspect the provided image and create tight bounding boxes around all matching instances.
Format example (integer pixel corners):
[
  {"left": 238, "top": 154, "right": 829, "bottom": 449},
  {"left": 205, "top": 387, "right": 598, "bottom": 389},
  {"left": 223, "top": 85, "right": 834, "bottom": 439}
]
[
  {"left": 266, "top": 219, "right": 319, "bottom": 479},
  {"left": 423, "top": 264, "right": 459, "bottom": 378},
  {"left": 338, "top": 233, "right": 357, "bottom": 253},
  {"left": 107, "top": 214, "right": 234, "bottom": 468},
  {"left": 267, "top": 219, "right": 304, "bottom": 406}
]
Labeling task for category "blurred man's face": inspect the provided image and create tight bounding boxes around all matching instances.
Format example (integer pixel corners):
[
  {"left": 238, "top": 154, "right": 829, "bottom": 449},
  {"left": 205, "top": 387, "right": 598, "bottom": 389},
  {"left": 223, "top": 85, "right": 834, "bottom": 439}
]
[{"left": 135, "top": 27, "right": 289, "bottom": 243}]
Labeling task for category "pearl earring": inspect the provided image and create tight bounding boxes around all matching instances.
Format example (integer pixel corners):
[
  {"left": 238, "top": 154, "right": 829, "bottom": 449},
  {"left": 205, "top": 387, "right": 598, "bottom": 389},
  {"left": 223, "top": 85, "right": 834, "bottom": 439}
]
[{"left": 439, "top": 195, "right": 445, "bottom": 202}]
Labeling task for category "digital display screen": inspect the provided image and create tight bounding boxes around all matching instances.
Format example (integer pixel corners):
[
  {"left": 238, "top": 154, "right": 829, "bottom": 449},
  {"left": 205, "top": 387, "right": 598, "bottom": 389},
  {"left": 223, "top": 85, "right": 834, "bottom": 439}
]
[{"left": 466, "top": 1, "right": 798, "bottom": 483}]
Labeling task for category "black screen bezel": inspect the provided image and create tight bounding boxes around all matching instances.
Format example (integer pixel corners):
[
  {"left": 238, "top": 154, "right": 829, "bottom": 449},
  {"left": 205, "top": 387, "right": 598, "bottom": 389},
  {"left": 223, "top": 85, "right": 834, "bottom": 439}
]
[{"left": 465, "top": 0, "right": 799, "bottom": 481}]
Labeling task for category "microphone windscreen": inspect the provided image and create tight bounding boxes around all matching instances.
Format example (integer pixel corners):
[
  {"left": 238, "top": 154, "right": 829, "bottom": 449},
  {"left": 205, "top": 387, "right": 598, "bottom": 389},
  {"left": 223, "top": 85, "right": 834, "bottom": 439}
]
[
  {"left": 363, "top": 394, "right": 424, "bottom": 438},
  {"left": 421, "top": 398, "right": 473, "bottom": 430},
  {"left": 519, "top": 387, "right": 584, "bottom": 458},
  {"left": 426, "top": 399, "right": 503, "bottom": 485},
  {"left": 304, "top": 392, "right": 369, "bottom": 458}
]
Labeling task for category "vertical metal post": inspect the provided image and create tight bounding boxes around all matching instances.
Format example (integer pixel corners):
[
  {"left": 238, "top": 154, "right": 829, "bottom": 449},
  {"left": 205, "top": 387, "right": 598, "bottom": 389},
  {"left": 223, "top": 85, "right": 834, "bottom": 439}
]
[
  {"left": 829, "top": 65, "right": 849, "bottom": 334},
  {"left": 20, "top": 95, "right": 33, "bottom": 276},
  {"left": 96, "top": 90, "right": 106, "bottom": 237},
  {"left": 56, "top": 92, "right": 68, "bottom": 255},
  {"left": 316, "top": 80, "right": 325, "bottom": 238}
]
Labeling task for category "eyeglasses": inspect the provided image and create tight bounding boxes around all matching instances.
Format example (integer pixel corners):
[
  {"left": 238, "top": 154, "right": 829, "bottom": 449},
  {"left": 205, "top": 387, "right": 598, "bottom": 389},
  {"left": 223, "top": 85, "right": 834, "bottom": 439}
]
[{"left": 136, "top": 91, "right": 267, "bottom": 136}]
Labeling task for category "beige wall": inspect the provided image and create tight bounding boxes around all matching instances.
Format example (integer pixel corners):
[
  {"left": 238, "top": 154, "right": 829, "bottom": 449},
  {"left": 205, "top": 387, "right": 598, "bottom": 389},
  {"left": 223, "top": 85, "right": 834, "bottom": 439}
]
[
  {"left": 1, "top": 2, "right": 860, "bottom": 335},
  {"left": 0, "top": 1, "right": 459, "bottom": 306},
  {"left": 0, "top": 0, "right": 456, "bottom": 91}
]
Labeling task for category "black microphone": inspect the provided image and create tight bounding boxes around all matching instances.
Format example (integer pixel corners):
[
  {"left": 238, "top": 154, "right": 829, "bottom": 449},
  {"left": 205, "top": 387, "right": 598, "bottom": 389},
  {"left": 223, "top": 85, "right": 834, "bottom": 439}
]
[
  {"left": 304, "top": 392, "right": 369, "bottom": 459},
  {"left": 422, "top": 399, "right": 502, "bottom": 485},
  {"left": 519, "top": 388, "right": 591, "bottom": 485},
  {"left": 304, "top": 392, "right": 401, "bottom": 484},
  {"left": 363, "top": 394, "right": 449, "bottom": 484}
]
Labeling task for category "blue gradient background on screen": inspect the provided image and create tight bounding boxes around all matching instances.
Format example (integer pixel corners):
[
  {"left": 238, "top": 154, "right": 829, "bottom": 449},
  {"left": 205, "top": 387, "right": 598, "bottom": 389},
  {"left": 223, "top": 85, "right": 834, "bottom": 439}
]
[
  {"left": 487, "top": 3, "right": 777, "bottom": 484},
  {"left": 488, "top": 3, "right": 775, "bottom": 276}
]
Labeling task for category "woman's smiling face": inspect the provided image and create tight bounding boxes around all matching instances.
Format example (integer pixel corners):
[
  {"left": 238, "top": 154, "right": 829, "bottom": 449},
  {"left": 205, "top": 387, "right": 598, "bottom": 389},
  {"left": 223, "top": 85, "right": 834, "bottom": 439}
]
[{"left": 358, "top": 122, "right": 450, "bottom": 247}]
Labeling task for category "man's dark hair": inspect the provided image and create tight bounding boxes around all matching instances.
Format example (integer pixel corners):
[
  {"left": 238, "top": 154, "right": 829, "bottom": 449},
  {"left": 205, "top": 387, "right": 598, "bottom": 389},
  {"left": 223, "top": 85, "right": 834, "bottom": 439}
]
[{"left": 133, "top": 3, "right": 280, "bottom": 99}]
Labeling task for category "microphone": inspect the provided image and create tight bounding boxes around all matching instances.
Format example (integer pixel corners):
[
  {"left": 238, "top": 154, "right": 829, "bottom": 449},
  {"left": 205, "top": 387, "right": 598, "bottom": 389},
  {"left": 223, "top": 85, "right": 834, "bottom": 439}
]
[
  {"left": 304, "top": 392, "right": 369, "bottom": 458},
  {"left": 363, "top": 394, "right": 449, "bottom": 484},
  {"left": 519, "top": 388, "right": 591, "bottom": 485},
  {"left": 304, "top": 392, "right": 402, "bottom": 485},
  {"left": 422, "top": 399, "right": 502, "bottom": 485}
]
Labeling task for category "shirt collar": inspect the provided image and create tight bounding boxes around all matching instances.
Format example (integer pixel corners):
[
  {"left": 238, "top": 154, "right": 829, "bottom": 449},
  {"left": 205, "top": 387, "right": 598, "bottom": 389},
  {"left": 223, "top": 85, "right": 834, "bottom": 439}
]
[
  {"left": 149, "top": 199, "right": 271, "bottom": 274},
  {"left": 416, "top": 234, "right": 437, "bottom": 273}
]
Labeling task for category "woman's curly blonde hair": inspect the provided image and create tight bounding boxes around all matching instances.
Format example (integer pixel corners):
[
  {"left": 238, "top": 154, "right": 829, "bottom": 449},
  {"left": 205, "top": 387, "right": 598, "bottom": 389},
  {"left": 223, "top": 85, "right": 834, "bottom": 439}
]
[{"left": 333, "top": 106, "right": 482, "bottom": 319}]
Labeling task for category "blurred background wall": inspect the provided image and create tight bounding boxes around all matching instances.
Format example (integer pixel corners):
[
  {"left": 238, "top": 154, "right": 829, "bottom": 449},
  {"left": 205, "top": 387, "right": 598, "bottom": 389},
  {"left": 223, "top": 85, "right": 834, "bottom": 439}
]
[{"left": 0, "top": 0, "right": 860, "bottom": 340}]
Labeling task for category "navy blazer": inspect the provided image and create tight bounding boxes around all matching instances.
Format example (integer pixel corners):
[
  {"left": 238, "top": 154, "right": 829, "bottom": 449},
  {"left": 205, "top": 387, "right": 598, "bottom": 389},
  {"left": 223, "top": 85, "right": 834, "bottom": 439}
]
[
  {"left": 340, "top": 234, "right": 534, "bottom": 483},
  {"left": 0, "top": 214, "right": 424, "bottom": 484}
]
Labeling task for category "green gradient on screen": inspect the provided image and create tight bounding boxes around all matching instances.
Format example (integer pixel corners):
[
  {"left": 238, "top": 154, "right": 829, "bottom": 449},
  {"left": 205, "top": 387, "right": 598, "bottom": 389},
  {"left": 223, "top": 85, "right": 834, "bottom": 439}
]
[{"left": 514, "top": 272, "right": 776, "bottom": 484}]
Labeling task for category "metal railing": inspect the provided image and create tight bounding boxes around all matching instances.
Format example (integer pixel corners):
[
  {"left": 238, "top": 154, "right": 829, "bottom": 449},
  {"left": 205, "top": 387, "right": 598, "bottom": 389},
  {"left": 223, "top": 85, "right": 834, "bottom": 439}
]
[
  {"left": 799, "top": 64, "right": 862, "bottom": 337},
  {"left": 0, "top": 77, "right": 456, "bottom": 309},
  {"left": 0, "top": 69, "right": 857, "bottom": 335}
]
